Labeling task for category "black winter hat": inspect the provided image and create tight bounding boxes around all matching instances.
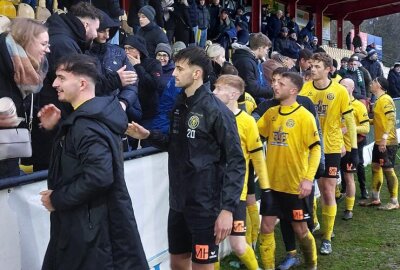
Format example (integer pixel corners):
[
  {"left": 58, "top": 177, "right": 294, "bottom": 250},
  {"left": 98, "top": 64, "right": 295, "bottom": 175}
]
[
  {"left": 124, "top": 35, "right": 149, "bottom": 57},
  {"left": 139, "top": 5, "right": 156, "bottom": 21},
  {"left": 98, "top": 9, "right": 120, "bottom": 31}
]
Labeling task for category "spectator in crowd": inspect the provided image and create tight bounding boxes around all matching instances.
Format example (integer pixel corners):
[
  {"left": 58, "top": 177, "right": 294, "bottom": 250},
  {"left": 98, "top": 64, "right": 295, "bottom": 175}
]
[
  {"left": 273, "top": 27, "right": 289, "bottom": 54},
  {"left": 187, "top": 0, "right": 199, "bottom": 44},
  {"left": 330, "top": 59, "right": 342, "bottom": 82},
  {"left": 282, "top": 29, "right": 301, "bottom": 59},
  {"left": 206, "top": 43, "right": 226, "bottom": 90},
  {"left": 233, "top": 20, "right": 250, "bottom": 46},
  {"left": 338, "top": 56, "right": 349, "bottom": 77},
  {"left": 148, "top": 0, "right": 165, "bottom": 28},
  {"left": 298, "top": 34, "right": 313, "bottom": 51},
  {"left": 197, "top": 0, "right": 210, "bottom": 48},
  {"left": 291, "top": 48, "right": 313, "bottom": 76},
  {"left": 310, "top": 36, "right": 320, "bottom": 52},
  {"left": 208, "top": 0, "right": 222, "bottom": 40},
  {"left": 124, "top": 35, "right": 162, "bottom": 130},
  {"left": 172, "top": 0, "right": 193, "bottom": 46},
  {"left": 232, "top": 32, "right": 273, "bottom": 100},
  {"left": 366, "top": 42, "right": 376, "bottom": 53},
  {"left": 234, "top": 6, "right": 248, "bottom": 23},
  {"left": 0, "top": 18, "right": 50, "bottom": 179},
  {"left": 172, "top": 40, "right": 187, "bottom": 56},
  {"left": 267, "top": 10, "right": 283, "bottom": 45},
  {"left": 137, "top": 5, "right": 169, "bottom": 58},
  {"left": 346, "top": 32, "right": 352, "bottom": 50},
  {"left": 352, "top": 33, "right": 362, "bottom": 51},
  {"left": 87, "top": 10, "right": 142, "bottom": 122},
  {"left": 262, "top": 52, "right": 295, "bottom": 85},
  {"left": 32, "top": 2, "right": 136, "bottom": 171},
  {"left": 155, "top": 43, "right": 174, "bottom": 90},
  {"left": 361, "top": 49, "right": 384, "bottom": 81},
  {"left": 127, "top": 0, "right": 144, "bottom": 33},
  {"left": 343, "top": 56, "right": 366, "bottom": 100},
  {"left": 260, "top": 4, "right": 270, "bottom": 34},
  {"left": 388, "top": 62, "right": 400, "bottom": 98},
  {"left": 161, "top": 0, "right": 175, "bottom": 42},
  {"left": 299, "top": 19, "right": 314, "bottom": 43},
  {"left": 287, "top": 16, "right": 300, "bottom": 36},
  {"left": 214, "top": 8, "right": 236, "bottom": 60},
  {"left": 126, "top": 47, "right": 245, "bottom": 270},
  {"left": 39, "top": 54, "right": 148, "bottom": 270}
]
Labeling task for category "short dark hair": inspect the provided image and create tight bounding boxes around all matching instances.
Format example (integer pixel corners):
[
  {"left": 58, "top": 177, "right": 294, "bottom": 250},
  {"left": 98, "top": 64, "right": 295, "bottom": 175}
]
[
  {"left": 56, "top": 54, "right": 100, "bottom": 84},
  {"left": 299, "top": 49, "right": 313, "bottom": 61},
  {"left": 272, "top": 67, "right": 289, "bottom": 76},
  {"left": 70, "top": 2, "right": 101, "bottom": 21},
  {"left": 281, "top": 72, "right": 304, "bottom": 92},
  {"left": 220, "top": 62, "right": 238, "bottom": 75},
  {"left": 174, "top": 46, "right": 212, "bottom": 81}
]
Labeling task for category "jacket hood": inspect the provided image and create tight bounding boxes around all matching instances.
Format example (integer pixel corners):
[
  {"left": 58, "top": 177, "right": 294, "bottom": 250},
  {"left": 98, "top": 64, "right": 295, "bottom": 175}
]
[
  {"left": 47, "top": 13, "right": 87, "bottom": 51},
  {"left": 64, "top": 96, "right": 128, "bottom": 135},
  {"left": 232, "top": 47, "right": 256, "bottom": 62},
  {"left": 97, "top": 9, "right": 120, "bottom": 40}
]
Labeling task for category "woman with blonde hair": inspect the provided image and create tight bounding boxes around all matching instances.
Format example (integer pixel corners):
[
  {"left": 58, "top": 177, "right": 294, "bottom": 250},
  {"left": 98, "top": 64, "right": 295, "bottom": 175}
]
[
  {"left": 206, "top": 42, "right": 226, "bottom": 89},
  {"left": 0, "top": 18, "right": 50, "bottom": 178}
]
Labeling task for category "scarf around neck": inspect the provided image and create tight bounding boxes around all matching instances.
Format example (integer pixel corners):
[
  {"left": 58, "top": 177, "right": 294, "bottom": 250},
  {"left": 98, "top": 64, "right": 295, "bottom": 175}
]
[{"left": 5, "top": 34, "right": 48, "bottom": 99}]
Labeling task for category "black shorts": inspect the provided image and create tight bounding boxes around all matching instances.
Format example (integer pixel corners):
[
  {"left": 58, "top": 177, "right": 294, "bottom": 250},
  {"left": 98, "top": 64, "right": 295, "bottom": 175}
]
[
  {"left": 340, "top": 151, "right": 357, "bottom": 173},
  {"left": 247, "top": 161, "right": 256, "bottom": 195},
  {"left": 168, "top": 209, "right": 219, "bottom": 264},
  {"left": 372, "top": 144, "right": 398, "bottom": 168},
  {"left": 231, "top": 200, "right": 247, "bottom": 236},
  {"left": 260, "top": 190, "right": 311, "bottom": 222},
  {"left": 321, "top": 153, "right": 342, "bottom": 178}
]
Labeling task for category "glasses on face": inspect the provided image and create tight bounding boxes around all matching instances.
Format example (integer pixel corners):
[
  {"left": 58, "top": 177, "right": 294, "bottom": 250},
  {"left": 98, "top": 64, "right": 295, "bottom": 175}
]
[
  {"left": 156, "top": 53, "right": 169, "bottom": 59},
  {"left": 124, "top": 46, "right": 135, "bottom": 51}
]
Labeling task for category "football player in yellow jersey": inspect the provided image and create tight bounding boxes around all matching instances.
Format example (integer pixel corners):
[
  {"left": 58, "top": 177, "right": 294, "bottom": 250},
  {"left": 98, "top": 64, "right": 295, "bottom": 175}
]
[
  {"left": 213, "top": 75, "right": 269, "bottom": 270},
  {"left": 361, "top": 76, "right": 399, "bottom": 210},
  {"left": 299, "top": 53, "right": 359, "bottom": 255},
  {"left": 257, "top": 72, "right": 321, "bottom": 270},
  {"left": 339, "top": 78, "right": 370, "bottom": 220}
]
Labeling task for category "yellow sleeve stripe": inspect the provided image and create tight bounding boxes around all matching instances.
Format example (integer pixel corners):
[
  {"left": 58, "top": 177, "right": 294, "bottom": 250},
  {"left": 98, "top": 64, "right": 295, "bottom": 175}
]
[
  {"left": 309, "top": 141, "right": 321, "bottom": 149},
  {"left": 342, "top": 109, "right": 354, "bottom": 115},
  {"left": 249, "top": 147, "right": 263, "bottom": 154},
  {"left": 384, "top": 110, "right": 395, "bottom": 115}
]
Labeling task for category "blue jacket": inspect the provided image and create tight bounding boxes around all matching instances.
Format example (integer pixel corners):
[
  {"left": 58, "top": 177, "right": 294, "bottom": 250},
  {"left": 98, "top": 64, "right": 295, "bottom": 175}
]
[
  {"left": 152, "top": 78, "right": 182, "bottom": 134},
  {"left": 361, "top": 58, "right": 383, "bottom": 80},
  {"left": 87, "top": 42, "right": 142, "bottom": 122},
  {"left": 388, "top": 69, "right": 400, "bottom": 98},
  {"left": 160, "top": 60, "right": 175, "bottom": 91}
]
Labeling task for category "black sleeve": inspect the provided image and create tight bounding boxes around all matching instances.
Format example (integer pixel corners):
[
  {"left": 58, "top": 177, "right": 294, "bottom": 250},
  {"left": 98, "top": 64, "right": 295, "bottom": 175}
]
[
  {"left": 146, "top": 130, "right": 170, "bottom": 150},
  {"left": 51, "top": 121, "right": 114, "bottom": 210},
  {"left": 235, "top": 60, "right": 273, "bottom": 98},
  {"left": 95, "top": 71, "right": 123, "bottom": 96},
  {"left": 134, "top": 60, "right": 163, "bottom": 95}
]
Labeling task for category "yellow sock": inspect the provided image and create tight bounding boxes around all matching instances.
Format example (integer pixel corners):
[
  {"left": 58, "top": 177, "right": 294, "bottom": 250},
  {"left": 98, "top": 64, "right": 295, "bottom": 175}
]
[
  {"left": 372, "top": 166, "right": 384, "bottom": 197},
  {"left": 245, "top": 208, "right": 252, "bottom": 245},
  {"left": 345, "top": 196, "right": 355, "bottom": 211},
  {"left": 259, "top": 232, "right": 275, "bottom": 269},
  {"left": 237, "top": 244, "right": 259, "bottom": 270},
  {"left": 313, "top": 197, "right": 319, "bottom": 225},
  {"left": 321, "top": 205, "right": 337, "bottom": 240},
  {"left": 335, "top": 184, "right": 341, "bottom": 198},
  {"left": 214, "top": 261, "right": 220, "bottom": 270},
  {"left": 247, "top": 204, "right": 260, "bottom": 244},
  {"left": 298, "top": 231, "right": 317, "bottom": 268},
  {"left": 384, "top": 170, "right": 399, "bottom": 201}
]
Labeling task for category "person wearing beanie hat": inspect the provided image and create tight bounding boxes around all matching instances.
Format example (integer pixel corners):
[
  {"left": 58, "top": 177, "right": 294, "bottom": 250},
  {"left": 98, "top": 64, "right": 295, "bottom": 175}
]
[
  {"left": 365, "top": 75, "right": 400, "bottom": 210},
  {"left": 87, "top": 10, "right": 142, "bottom": 122},
  {"left": 361, "top": 47, "right": 383, "bottom": 81},
  {"left": 123, "top": 34, "right": 163, "bottom": 130},
  {"left": 388, "top": 62, "right": 400, "bottom": 98},
  {"left": 139, "top": 5, "right": 156, "bottom": 22},
  {"left": 172, "top": 41, "right": 187, "bottom": 57},
  {"left": 137, "top": 5, "right": 169, "bottom": 58},
  {"left": 155, "top": 43, "right": 174, "bottom": 89}
]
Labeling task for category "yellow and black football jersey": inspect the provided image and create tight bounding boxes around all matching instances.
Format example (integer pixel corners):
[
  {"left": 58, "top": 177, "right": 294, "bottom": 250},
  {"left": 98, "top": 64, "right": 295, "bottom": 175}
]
[
  {"left": 257, "top": 102, "right": 320, "bottom": 194},
  {"left": 373, "top": 94, "right": 397, "bottom": 145},
  {"left": 300, "top": 80, "right": 352, "bottom": 154}
]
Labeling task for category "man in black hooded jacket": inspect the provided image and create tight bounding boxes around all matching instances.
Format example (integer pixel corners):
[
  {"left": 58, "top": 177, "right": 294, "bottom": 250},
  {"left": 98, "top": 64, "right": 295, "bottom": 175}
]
[{"left": 39, "top": 54, "right": 148, "bottom": 270}]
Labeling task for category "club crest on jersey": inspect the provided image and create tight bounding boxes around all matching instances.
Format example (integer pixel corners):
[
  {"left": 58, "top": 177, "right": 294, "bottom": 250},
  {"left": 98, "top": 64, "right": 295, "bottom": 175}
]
[
  {"left": 315, "top": 100, "right": 328, "bottom": 116},
  {"left": 286, "top": 119, "right": 295, "bottom": 128},
  {"left": 272, "top": 126, "right": 288, "bottom": 146},
  {"left": 327, "top": 93, "right": 335, "bottom": 100},
  {"left": 188, "top": 115, "right": 200, "bottom": 129}
]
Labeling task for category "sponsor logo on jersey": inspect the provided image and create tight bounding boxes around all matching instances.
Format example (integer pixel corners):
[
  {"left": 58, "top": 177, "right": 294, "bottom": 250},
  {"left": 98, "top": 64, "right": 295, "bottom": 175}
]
[
  {"left": 188, "top": 115, "right": 200, "bottom": 129},
  {"left": 272, "top": 126, "right": 288, "bottom": 146},
  {"left": 327, "top": 93, "right": 335, "bottom": 100},
  {"left": 315, "top": 100, "right": 328, "bottom": 116}
]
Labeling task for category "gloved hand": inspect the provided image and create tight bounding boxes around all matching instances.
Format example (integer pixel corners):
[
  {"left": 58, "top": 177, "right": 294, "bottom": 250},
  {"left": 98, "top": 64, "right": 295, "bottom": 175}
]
[{"left": 350, "top": 148, "right": 359, "bottom": 168}]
